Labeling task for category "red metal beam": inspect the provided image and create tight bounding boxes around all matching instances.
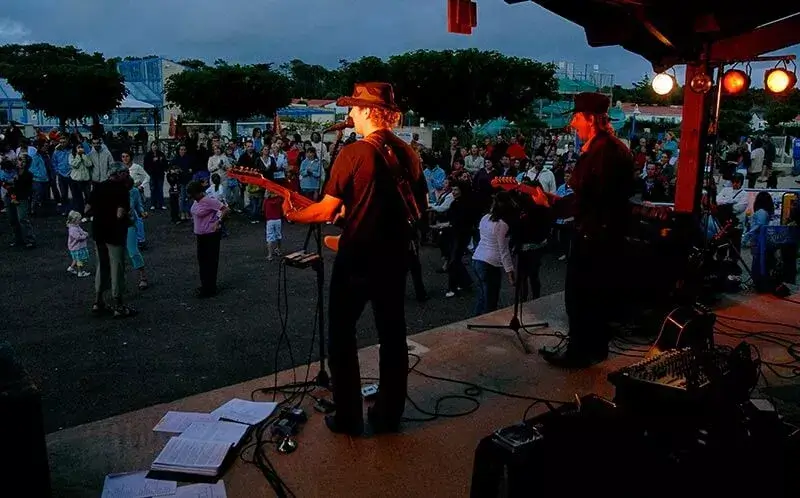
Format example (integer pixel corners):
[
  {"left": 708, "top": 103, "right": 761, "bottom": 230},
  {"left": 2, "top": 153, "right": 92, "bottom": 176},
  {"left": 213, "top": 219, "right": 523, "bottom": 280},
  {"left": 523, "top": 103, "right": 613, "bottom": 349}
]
[
  {"left": 674, "top": 63, "right": 710, "bottom": 214},
  {"left": 709, "top": 13, "right": 800, "bottom": 61}
]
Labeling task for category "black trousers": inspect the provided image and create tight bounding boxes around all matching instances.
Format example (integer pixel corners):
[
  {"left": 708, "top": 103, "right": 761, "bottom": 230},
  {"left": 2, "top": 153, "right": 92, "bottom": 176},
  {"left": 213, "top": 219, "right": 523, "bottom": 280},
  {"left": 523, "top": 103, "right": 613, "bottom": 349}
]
[
  {"left": 448, "top": 233, "right": 472, "bottom": 292},
  {"left": 407, "top": 244, "right": 427, "bottom": 299},
  {"left": 197, "top": 232, "right": 221, "bottom": 293},
  {"left": 327, "top": 252, "right": 409, "bottom": 425},
  {"left": 564, "top": 234, "right": 626, "bottom": 354},
  {"left": 518, "top": 249, "right": 543, "bottom": 301}
]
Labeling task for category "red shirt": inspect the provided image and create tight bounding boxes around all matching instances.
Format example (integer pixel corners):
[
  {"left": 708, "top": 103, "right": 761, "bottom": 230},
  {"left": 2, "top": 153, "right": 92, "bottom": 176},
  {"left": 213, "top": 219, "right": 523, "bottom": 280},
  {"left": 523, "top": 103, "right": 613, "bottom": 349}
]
[
  {"left": 263, "top": 196, "right": 283, "bottom": 221},
  {"left": 506, "top": 143, "right": 526, "bottom": 159}
]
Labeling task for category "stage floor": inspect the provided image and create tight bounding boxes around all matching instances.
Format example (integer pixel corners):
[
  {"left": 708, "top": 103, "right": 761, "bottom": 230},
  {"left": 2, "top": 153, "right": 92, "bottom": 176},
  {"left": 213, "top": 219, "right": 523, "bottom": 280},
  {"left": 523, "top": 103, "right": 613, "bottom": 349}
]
[{"left": 47, "top": 290, "right": 800, "bottom": 498}]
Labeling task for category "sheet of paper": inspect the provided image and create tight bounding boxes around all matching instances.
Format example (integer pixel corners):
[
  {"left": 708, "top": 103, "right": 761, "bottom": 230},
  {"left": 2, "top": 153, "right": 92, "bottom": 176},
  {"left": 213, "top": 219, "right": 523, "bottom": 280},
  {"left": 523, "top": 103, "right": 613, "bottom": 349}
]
[
  {"left": 210, "top": 398, "right": 277, "bottom": 425},
  {"left": 153, "top": 437, "right": 230, "bottom": 468},
  {"left": 153, "top": 411, "right": 219, "bottom": 433},
  {"left": 181, "top": 420, "right": 249, "bottom": 446},
  {"left": 175, "top": 480, "right": 227, "bottom": 498},
  {"left": 101, "top": 471, "right": 176, "bottom": 498}
]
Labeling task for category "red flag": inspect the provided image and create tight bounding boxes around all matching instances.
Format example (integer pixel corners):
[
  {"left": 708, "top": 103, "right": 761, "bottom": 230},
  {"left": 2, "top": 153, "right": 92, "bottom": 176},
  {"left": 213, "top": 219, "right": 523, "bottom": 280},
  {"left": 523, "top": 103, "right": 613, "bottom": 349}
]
[{"left": 168, "top": 114, "right": 176, "bottom": 138}]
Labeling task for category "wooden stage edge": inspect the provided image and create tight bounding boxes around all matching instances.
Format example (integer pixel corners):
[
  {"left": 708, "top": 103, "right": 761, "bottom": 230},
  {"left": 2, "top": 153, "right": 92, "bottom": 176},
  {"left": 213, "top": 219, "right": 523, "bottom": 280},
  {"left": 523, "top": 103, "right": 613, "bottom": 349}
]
[{"left": 47, "top": 290, "right": 800, "bottom": 498}]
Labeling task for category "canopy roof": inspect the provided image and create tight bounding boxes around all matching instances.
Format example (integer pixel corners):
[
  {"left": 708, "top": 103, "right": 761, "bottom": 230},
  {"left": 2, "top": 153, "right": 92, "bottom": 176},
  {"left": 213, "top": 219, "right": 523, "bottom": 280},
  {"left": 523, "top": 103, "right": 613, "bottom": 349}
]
[
  {"left": 507, "top": 1, "right": 800, "bottom": 70},
  {"left": 0, "top": 78, "right": 24, "bottom": 102},
  {"left": 119, "top": 94, "right": 154, "bottom": 110},
  {"left": 277, "top": 106, "right": 335, "bottom": 117}
]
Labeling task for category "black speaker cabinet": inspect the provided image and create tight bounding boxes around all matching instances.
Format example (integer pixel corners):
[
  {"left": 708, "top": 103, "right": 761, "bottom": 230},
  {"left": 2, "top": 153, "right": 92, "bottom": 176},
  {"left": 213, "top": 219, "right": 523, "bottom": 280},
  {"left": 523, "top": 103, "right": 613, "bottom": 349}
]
[{"left": 0, "top": 341, "right": 51, "bottom": 497}]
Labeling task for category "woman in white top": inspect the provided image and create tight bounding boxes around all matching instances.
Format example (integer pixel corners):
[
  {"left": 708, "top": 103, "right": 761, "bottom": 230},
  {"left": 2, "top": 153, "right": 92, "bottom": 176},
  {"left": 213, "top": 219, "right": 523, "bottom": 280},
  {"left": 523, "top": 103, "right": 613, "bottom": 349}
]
[
  {"left": 471, "top": 191, "right": 515, "bottom": 316},
  {"left": 207, "top": 145, "right": 230, "bottom": 182}
]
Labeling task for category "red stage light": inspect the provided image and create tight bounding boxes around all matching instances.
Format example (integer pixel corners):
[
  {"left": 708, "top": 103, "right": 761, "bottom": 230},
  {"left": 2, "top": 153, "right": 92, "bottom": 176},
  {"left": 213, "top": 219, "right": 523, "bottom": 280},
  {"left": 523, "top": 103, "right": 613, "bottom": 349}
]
[
  {"left": 721, "top": 69, "right": 750, "bottom": 95},
  {"left": 764, "top": 68, "right": 797, "bottom": 94}
]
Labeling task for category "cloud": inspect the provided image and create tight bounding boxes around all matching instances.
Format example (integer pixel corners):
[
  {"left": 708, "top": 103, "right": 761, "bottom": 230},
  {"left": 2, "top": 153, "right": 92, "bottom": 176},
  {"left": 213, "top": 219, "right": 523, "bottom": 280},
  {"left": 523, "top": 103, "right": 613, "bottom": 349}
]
[
  {"left": 0, "top": 18, "right": 30, "bottom": 43},
  {"left": 1, "top": 0, "right": 797, "bottom": 89}
]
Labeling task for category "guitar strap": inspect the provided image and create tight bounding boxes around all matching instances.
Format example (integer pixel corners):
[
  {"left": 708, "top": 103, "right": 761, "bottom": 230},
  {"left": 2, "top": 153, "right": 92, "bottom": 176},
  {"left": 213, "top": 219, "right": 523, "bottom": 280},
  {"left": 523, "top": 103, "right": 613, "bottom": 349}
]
[
  {"left": 362, "top": 133, "right": 422, "bottom": 226},
  {"left": 362, "top": 133, "right": 422, "bottom": 252}
]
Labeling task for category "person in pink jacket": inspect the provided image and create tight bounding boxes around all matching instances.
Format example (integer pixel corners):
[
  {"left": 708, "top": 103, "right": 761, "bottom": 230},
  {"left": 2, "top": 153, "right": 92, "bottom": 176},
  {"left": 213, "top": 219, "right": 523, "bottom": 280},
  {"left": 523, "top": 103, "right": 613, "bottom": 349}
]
[{"left": 66, "top": 210, "right": 91, "bottom": 277}]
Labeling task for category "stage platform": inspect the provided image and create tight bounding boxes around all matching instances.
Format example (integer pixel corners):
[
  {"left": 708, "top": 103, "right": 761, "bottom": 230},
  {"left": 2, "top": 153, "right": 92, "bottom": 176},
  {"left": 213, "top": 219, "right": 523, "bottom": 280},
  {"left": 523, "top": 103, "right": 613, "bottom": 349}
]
[{"left": 47, "top": 290, "right": 800, "bottom": 498}]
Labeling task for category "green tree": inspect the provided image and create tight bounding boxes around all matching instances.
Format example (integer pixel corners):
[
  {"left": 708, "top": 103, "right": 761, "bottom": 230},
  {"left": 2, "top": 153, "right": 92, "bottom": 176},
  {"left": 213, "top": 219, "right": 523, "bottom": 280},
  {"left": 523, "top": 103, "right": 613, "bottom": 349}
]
[
  {"left": 280, "top": 59, "right": 341, "bottom": 99},
  {"left": 176, "top": 59, "right": 208, "bottom": 70},
  {"left": 164, "top": 62, "right": 291, "bottom": 138},
  {"left": 336, "top": 56, "right": 392, "bottom": 95},
  {"left": 383, "top": 49, "right": 556, "bottom": 126},
  {"left": 0, "top": 43, "right": 126, "bottom": 130}
]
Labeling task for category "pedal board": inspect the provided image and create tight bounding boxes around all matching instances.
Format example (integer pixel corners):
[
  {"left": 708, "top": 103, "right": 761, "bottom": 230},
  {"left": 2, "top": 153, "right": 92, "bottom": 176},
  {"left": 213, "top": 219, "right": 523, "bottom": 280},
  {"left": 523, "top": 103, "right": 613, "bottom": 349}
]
[{"left": 283, "top": 251, "right": 321, "bottom": 269}]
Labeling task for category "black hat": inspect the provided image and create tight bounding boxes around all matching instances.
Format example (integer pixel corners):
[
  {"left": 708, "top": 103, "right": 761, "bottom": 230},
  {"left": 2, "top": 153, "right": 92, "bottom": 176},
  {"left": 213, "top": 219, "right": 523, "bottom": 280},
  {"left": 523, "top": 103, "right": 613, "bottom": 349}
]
[{"left": 565, "top": 92, "right": 611, "bottom": 115}]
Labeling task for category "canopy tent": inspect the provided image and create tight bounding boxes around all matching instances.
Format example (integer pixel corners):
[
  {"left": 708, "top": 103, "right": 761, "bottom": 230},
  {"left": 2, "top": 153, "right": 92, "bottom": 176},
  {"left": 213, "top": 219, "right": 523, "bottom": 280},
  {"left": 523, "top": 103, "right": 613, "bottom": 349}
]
[
  {"left": 472, "top": 118, "right": 509, "bottom": 136},
  {"left": 557, "top": 77, "right": 599, "bottom": 94},
  {"left": 277, "top": 107, "right": 335, "bottom": 118},
  {"left": 119, "top": 94, "right": 155, "bottom": 110}
]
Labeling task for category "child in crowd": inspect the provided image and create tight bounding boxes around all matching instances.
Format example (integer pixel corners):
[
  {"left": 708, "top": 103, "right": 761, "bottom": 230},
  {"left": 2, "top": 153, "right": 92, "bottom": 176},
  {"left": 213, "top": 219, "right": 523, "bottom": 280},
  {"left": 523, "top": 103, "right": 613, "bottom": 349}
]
[
  {"left": 263, "top": 192, "right": 283, "bottom": 261},
  {"left": 166, "top": 164, "right": 182, "bottom": 224},
  {"left": 66, "top": 210, "right": 91, "bottom": 277},
  {"left": 206, "top": 174, "right": 228, "bottom": 237}
]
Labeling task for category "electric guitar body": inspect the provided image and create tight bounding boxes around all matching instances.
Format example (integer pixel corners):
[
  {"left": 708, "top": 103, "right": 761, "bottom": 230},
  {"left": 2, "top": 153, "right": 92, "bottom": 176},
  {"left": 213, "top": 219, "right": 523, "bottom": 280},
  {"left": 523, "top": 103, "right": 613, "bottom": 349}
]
[
  {"left": 648, "top": 304, "right": 716, "bottom": 358},
  {"left": 228, "top": 167, "right": 342, "bottom": 252}
]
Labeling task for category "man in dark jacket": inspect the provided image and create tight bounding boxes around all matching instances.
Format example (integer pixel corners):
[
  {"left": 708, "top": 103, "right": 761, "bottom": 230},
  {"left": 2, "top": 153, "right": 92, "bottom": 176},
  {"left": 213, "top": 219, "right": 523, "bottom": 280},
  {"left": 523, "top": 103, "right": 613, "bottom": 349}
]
[
  {"left": 143, "top": 141, "right": 168, "bottom": 210},
  {"left": 533, "top": 92, "right": 636, "bottom": 368}
]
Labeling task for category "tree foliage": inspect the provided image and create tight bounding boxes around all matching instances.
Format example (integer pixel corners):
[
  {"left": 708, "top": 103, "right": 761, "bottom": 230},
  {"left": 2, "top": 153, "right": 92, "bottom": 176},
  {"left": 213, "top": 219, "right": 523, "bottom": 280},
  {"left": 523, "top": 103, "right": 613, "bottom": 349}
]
[
  {"left": 281, "top": 50, "right": 556, "bottom": 126},
  {"left": 164, "top": 62, "right": 291, "bottom": 137},
  {"left": 0, "top": 43, "right": 126, "bottom": 128},
  {"left": 176, "top": 59, "right": 208, "bottom": 70}
]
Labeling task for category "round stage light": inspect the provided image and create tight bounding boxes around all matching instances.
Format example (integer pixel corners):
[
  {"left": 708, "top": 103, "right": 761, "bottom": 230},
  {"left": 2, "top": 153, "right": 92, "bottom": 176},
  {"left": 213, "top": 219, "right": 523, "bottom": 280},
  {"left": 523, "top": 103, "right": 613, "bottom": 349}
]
[
  {"left": 721, "top": 69, "right": 750, "bottom": 95},
  {"left": 689, "top": 72, "right": 713, "bottom": 94},
  {"left": 651, "top": 73, "right": 675, "bottom": 95},
  {"left": 765, "top": 68, "right": 797, "bottom": 94}
]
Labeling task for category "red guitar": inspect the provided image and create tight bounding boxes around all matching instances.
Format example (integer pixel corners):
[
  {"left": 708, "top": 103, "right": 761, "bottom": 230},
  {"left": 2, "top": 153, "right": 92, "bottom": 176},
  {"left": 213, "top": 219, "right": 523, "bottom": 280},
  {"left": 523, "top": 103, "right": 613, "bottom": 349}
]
[
  {"left": 491, "top": 176, "right": 552, "bottom": 206},
  {"left": 227, "top": 167, "right": 342, "bottom": 252}
]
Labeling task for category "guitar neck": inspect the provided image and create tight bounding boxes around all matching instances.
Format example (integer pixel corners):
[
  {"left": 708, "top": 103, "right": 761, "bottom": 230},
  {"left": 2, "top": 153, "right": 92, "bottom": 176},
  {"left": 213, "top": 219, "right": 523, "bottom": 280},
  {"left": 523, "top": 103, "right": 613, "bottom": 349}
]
[{"left": 229, "top": 169, "right": 313, "bottom": 208}]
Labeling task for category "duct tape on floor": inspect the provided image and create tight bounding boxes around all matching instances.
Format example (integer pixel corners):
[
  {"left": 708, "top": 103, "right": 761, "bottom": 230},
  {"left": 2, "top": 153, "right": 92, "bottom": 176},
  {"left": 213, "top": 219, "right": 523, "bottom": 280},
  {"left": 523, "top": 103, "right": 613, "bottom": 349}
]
[{"left": 406, "top": 339, "right": 429, "bottom": 355}]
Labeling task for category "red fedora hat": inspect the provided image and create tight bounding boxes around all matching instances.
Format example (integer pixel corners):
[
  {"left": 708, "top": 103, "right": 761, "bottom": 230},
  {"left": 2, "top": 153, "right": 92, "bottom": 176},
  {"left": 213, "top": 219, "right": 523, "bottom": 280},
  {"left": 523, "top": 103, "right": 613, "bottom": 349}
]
[{"left": 336, "top": 82, "right": 401, "bottom": 112}]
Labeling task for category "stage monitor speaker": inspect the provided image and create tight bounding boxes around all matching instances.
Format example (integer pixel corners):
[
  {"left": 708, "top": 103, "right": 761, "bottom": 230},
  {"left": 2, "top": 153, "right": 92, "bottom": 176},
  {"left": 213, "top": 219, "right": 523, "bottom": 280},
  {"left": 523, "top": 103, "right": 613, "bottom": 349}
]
[{"left": 0, "top": 341, "right": 51, "bottom": 497}]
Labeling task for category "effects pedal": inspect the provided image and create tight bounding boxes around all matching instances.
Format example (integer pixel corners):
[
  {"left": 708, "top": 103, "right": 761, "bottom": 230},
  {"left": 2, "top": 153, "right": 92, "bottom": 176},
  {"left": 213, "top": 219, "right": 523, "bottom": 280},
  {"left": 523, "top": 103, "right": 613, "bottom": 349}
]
[
  {"left": 361, "top": 383, "right": 379, "bottom": 400},
  {"left": 283, "top": 250, "right": 321, "bottom": 269},
  {"left": 492, "top": 423, "right": 542, "bottom": 454},
  {"left": 314, "top": 398, "right": 335, "bottom": 414}
]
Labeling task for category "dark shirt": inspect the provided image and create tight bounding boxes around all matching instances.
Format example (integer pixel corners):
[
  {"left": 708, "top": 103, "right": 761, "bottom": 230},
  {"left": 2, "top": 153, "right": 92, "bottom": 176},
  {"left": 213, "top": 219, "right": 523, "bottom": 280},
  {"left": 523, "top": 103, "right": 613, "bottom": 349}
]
[
  {"left": 88, "top": 180, "right": 130, "bottom": 246},
  {"left": 11, "top": 170, "right": 33, "bottom": 200},
  {"left": 324, "top": 129, "right": 425, "bottom": 259},
  {"left": 143, "top": 151, "right": 167, "bottom": 176},
  {"left": 554, "top": 132, "right": 635, "bottom": 236}
]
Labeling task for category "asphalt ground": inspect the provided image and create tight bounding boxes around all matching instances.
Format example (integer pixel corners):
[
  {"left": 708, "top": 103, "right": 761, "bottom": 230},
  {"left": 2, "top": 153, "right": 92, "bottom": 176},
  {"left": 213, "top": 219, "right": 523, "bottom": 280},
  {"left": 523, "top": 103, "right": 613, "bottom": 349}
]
[{"left": 0, "top": 206, "right": 566, "bottom": 432}]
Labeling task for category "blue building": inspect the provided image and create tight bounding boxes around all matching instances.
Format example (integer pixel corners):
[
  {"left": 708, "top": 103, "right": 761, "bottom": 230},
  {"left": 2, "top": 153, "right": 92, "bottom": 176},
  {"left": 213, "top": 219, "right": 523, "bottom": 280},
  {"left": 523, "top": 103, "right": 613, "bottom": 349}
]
[
  {"left": 116, "top": 57, "right": 186, "bottom": 110},
  {"left": 0, "top": 78, "right": 30, "bottom": 124}
]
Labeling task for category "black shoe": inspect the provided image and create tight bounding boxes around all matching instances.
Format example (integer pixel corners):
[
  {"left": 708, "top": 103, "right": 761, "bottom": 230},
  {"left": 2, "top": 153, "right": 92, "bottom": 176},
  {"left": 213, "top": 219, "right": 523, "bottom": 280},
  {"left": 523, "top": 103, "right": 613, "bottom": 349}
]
[
  {"left": 324, "top": 415, "right": 363, "bottom": 436},
  {"left": 195, "top": 287, "right": 217, "bottom": 298},
  {"left": 367, "top": 406, "right": 401, "bottom": 434},
  {"left": 539, "top": 343, "right": 608, "bottom": 369}
]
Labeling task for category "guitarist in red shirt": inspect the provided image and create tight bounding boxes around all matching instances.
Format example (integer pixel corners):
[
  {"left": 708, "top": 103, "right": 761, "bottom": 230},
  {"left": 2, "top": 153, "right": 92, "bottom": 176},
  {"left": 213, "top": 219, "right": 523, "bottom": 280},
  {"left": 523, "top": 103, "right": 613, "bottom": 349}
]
[{"left": 284, "top": 83, "right": 427, "bottom": 436}]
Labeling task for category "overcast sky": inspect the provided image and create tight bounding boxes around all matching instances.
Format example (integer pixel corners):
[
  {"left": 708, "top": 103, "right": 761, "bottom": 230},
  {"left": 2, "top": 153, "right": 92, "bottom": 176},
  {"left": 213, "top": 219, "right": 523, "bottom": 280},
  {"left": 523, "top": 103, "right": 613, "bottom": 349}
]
[{"left": 1, "top": 0, "right": 798, "bottom": 89}]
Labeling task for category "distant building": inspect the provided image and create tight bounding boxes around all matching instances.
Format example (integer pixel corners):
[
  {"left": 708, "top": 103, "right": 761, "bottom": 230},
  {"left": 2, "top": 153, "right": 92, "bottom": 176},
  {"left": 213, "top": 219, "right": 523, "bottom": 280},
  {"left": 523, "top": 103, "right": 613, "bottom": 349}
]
[
  {"left": 117, "top": 57, "right": 187, "bottom": 114},
  {"left": 620, "top": 103, "right": 683, "bottom": 124},
  {"left": 555, "top": 62, "right": 614, "bottom": 96}
]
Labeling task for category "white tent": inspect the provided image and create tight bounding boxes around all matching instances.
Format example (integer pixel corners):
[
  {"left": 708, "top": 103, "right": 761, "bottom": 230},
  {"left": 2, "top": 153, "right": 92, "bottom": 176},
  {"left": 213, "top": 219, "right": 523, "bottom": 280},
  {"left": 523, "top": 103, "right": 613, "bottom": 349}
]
[{"left": 118, "top": 95, "right": 155, "bottom": 110}]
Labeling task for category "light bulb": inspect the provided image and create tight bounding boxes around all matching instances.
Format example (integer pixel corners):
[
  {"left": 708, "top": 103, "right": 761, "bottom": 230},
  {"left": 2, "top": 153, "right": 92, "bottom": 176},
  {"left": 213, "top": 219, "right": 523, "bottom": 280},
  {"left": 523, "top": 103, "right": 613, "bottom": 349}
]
[{"left": 652, "top": 73, "right": 674, "bottom": 96}]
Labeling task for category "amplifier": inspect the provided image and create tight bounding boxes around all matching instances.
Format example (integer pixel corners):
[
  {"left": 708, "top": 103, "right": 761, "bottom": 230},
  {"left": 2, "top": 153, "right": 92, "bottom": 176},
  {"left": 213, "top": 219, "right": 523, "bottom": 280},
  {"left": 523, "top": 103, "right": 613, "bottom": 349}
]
[{"left": 0, "top": 342, "right": 51, "bottom": 497}]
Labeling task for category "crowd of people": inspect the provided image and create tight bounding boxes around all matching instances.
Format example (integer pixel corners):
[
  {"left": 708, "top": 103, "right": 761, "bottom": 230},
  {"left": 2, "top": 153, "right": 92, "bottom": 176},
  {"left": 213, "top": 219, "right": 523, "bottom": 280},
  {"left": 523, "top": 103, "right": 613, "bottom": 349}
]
[{"left": 1, "top": 117, "right": 797, "bottom": 318}]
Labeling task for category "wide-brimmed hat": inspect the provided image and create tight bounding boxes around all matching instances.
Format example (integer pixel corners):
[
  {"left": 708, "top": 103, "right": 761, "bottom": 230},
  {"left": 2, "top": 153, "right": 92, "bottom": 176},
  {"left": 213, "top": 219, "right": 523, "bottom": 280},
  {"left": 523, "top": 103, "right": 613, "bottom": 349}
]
[
  {"left": 563, "top": 92, "right": 611, "bottom": 116},
  {"left": 336, "top": 82, "right": 401, "bottom": 112}
]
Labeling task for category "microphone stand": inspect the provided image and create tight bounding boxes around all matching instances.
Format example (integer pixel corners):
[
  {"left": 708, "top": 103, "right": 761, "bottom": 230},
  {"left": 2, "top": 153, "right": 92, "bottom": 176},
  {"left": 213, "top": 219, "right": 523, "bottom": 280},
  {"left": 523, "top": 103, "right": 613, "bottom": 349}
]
[{"left": 467, "top": 242, "right": 549, "bottom": 354}]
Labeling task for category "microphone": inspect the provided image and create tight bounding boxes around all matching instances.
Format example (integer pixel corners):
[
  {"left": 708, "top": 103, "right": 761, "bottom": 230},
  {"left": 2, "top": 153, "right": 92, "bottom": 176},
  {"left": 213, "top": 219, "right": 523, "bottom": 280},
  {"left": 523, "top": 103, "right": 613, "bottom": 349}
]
[{"left": 323, "top": 117, "right": 354, "bottom": 134}]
